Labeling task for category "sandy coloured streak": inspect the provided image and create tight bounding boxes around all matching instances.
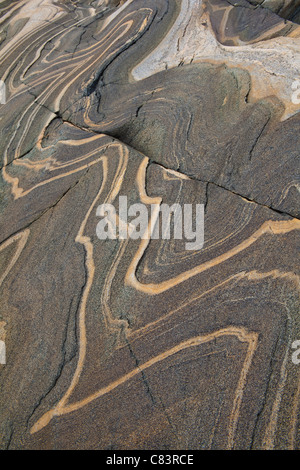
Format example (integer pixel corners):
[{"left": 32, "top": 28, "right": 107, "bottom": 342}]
[
  {"left": 2, "top": 136, "right": 114, "bottom": 199},
  {"left": 0, "top": 230, "right": 30, "bottom": 287},
  {"left": 1, "top": 6, "right": 155, "bottom": 180},
  {"left": 126, "top": 218, "right": 300, "bottom": 294},
  {"left": 29, "top": 155, "right": 299, "bottom": 442},
  {"left": 132, "top": 0, "right": 300, "bottom": 120},
  {"left": 29, "top": 144, "right": 129, "bottom": 431},
  {"left": 31, "top": 325, "right": 258, "bottom": 450},
  {"left": 127, "top": 268, "right": 300, "bottom": 343},
  {"left": 0, "top": 0, "right": 298, "bottom": 451},
  {"left": 3, "top": 143, "right": 299, "bottom": 445},
  {"left": 0, "top": 0, "right": 65, "bottom": 66},
  {"left": 13, "top": 134, "right": 109, "bottom": 170},
  {"left": 55, "top": 155, "right": 109, "bottom": 411},
  {"left": 263, "top": 346, "right": 290, "bottom": 449},
  {"left": 124, "top": 158, "right": 300, "bottom": 295}
]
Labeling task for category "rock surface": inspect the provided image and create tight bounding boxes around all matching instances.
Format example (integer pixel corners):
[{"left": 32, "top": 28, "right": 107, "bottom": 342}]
[{"left": 0, "top": 0, "right": 299, "bottom": 450}]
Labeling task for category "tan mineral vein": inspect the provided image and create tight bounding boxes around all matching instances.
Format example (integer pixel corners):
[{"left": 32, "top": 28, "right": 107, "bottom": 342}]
[
  {"left": 0, "top": 0, "right": 299, "bottom": 450},
  {"left": 31, "top": 325, "right": 258, "bottom": 452},
  {"left": 0, "top": 229, "right": 30, "bottom": 287},
  {"left": 28, "top": 154, "right": 299, "bottom": 444},
  {"left": 128, "top": 269, "right": 300, "bottom": 343},
  {"left": 125, "top": 158, "right": 300, "bottom": 295},
  {"left": 2, "top": 137, "right": 112, "bottom": 198},
  {"left": 263, "top": 347, "right": 290, "bottom": 449},
  {"left": 132, "top": 0, "right": 300, "bottom": 120}
]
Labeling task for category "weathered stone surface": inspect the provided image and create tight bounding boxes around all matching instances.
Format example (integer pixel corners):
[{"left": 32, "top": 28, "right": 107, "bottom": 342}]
[
  {"left": 0, "top": 0, "right": 299, "bottom": 450},
  {"left": 246, "top": 0, "right": 300, "bottom": 24}
]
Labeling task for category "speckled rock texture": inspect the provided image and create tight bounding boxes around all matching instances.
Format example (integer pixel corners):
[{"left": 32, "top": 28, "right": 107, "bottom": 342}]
[{"left": 0, "top": 0, "right": 299, "bottom": 450}]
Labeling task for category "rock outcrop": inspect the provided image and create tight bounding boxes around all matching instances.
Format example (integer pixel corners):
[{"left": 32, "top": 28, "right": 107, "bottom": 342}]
[{"left": 0, "top": 0, "right": 299, "bottom": 450}]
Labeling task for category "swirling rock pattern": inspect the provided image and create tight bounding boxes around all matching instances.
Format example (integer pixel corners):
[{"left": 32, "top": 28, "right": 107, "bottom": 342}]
[{"left": 0, "top": 0, "right": 299, "bottom": 450}]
